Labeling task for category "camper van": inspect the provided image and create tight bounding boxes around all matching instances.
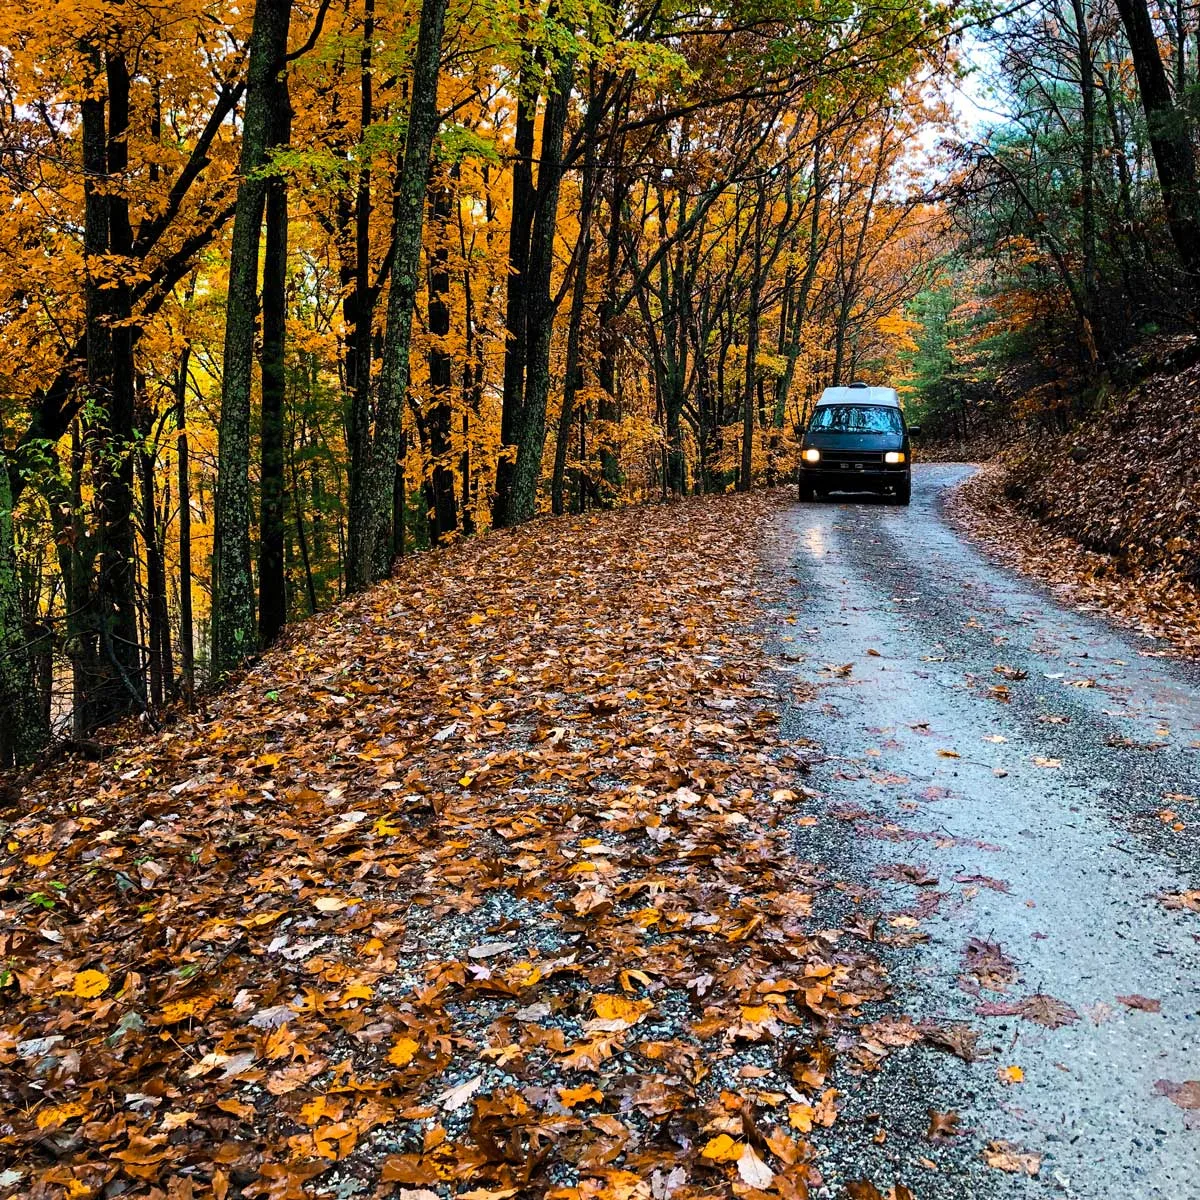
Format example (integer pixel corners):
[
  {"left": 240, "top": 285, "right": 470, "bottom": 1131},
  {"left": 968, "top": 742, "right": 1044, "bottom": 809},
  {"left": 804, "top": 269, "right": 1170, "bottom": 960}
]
[{"left": 797, "top": 383, "right": 917, "bottom": 505}]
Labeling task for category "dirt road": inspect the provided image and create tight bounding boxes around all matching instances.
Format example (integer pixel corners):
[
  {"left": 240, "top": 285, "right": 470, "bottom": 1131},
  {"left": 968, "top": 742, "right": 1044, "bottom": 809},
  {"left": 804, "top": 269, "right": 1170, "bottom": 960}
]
[{"left": 776, "top": 464, "right": 1200, "bottom": 1199}]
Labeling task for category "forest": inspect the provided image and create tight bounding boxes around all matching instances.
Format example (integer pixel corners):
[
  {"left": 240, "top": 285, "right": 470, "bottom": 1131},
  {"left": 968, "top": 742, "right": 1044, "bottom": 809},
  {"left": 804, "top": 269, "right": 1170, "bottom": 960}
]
[{"left": 3, "top": 0, "right": 1200, "bottom": 760}]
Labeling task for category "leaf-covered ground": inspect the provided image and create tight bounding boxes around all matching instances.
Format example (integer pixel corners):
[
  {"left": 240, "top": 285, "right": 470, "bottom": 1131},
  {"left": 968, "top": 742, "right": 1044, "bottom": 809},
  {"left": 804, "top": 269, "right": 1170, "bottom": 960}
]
[
  {"left": 951, "top": 349, "right": 1200, "bottom": 656},
  {"left": 951, "top": 465, "right": 1200, "bottom": 657},
  {"left": 2, "top": 494, "right": 938, "bottom": 1200}
]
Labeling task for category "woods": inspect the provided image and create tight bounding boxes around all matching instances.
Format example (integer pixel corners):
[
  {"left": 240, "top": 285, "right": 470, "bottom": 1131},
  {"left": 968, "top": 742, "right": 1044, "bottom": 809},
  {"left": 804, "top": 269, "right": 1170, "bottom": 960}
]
[
  {"left": 10, "top": 4, "right": 1200, "bottom": 1194},
  {"left": 8, "top": 0, "right": 1200, "bottom": 757},
  {"left": 913, "top": 0, "right": 1200, "bottom": 438},
  {"left": 0, "top": 0, "right": 952, "bottom": 758}
]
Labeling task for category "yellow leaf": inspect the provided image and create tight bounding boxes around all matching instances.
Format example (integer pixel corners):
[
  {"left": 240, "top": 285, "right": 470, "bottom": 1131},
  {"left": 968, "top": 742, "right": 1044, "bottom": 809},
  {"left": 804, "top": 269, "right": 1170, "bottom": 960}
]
[
  {"left": 788, "top": 1102, "right": 814, "bottom": 1132},
  {"left": 701, "top": 1133, "right": 744, "bottom": 1162},
  {"left": 619, "top": 968, "right": 652, "bottom": 992},
  {"left": 557, "top": 1083, "right": 603, "bottom": 1108},
  {"left": 314, "top": 896, "right": 355, "bottom": 913},
  {"left": 936, "top": 748, "right": 960, "bottom": 759},
  {"left": 241, "top": 909, "right": 286, "bottom": 928},
  {"left": 387, "top": 1036, "right": 420, "bottom": 1067},
  {"left": 998, "top": 1065, "right": 1024, "bottom": 1084},
  {"left": 466, "top": 613, "right": 486, "bottom": 626},
  {"left": 591, "top": 993, "right": 653, "bottom": 1026},
  {"left": 36, "top": 1101, "right": 86, "bottom": 1129},
  {"left": 160, "top": 999, "right": 200, "bottom": 1024},
  {"left": 73, "top": 969, "right": 109, "bottom": 998}
]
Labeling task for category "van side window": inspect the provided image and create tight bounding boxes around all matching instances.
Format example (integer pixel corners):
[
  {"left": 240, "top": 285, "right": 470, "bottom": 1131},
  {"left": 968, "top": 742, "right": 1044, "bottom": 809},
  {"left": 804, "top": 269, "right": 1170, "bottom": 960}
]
[{"left": 809, "top": 405, "right": 902, "bottom": 434}]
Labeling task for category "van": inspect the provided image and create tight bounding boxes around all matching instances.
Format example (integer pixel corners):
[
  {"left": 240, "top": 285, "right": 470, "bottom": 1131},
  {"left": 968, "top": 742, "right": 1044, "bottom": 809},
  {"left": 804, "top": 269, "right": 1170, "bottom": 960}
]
[{"left": 797, "top": 383, "right": 917, "bottom": 506}]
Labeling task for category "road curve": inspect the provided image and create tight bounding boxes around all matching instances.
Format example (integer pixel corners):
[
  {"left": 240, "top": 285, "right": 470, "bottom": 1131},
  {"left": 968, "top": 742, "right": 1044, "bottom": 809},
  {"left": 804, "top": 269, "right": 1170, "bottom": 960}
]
[{"left": 773, "top": 464, "right": 1200, "bottom": 1200}]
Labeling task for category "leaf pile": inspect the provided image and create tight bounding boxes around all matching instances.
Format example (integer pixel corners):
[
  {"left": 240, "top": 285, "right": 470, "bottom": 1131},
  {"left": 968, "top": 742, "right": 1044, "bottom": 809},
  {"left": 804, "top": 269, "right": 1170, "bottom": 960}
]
[
  {"left": 1, "top": 494, "right": 913, "bottom": 1200},
  {"left": 950, "top": 464, "right": 1200, "bottom": 657}
]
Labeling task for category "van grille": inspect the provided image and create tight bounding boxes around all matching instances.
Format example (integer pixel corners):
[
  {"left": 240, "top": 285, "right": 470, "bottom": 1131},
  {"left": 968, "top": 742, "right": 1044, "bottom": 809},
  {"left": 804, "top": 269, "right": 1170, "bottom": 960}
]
[{"left": 820, "top": 451, "right": 885, "bottom": 464}]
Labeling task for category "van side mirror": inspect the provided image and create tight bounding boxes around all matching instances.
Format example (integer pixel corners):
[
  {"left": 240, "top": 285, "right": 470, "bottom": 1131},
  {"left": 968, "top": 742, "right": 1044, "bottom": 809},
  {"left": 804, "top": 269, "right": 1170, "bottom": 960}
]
[{"left": 908, "top": 424, "right": 921, "bottom": 437}]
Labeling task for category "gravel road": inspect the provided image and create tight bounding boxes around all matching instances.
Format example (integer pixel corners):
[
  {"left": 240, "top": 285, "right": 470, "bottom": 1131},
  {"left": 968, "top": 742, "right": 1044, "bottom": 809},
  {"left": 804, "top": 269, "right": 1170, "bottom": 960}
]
[{"left": 773, "top": 464, "right": 1200, "bottom": 1200}]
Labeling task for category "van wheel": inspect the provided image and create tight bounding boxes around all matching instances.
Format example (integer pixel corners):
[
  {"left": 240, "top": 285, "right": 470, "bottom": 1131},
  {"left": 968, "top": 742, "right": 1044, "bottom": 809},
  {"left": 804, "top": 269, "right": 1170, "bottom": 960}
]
[
  {"left": 798, "top": 481, "right": 816, "bottom": 502},
  {"left": 893, "top": 479, "right": 911, "bottom": 506}
]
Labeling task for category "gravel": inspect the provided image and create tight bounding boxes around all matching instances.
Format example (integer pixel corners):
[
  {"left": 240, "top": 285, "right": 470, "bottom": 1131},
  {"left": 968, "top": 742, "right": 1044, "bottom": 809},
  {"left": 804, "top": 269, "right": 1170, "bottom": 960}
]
[{"left": 771, "top": 464, "right": 1200, "bottom": 1200}]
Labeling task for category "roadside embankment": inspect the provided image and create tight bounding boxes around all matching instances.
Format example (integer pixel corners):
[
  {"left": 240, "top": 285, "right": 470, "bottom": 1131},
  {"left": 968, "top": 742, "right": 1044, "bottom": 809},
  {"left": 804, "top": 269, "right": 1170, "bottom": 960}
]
[{"left": 948, "top": 358, "right": 1200, "bottom": 655}]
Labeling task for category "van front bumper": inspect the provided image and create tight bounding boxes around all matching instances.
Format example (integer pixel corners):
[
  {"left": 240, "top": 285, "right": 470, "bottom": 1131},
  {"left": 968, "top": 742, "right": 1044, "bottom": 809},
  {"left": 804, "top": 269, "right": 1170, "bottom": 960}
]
[{"left": 800, "top": 461, "right": 909, "bottom": 485}]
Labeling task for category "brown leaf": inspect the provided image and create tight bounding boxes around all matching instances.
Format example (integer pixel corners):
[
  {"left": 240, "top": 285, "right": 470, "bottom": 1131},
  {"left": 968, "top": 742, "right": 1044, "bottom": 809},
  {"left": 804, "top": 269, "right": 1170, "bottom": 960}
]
[
  {"left": 925, "top": 1109, "right": 960, "bottom": 1141},
  {"left": 982, "top": 1140, "right": 1041, "bottom": 1176},
  {"left": 1154, "top": 1079, "right": 1200, "bottom": 1109},
  {"left": 1117, "top": 994, "right": 1162, "bottom": 1013}
]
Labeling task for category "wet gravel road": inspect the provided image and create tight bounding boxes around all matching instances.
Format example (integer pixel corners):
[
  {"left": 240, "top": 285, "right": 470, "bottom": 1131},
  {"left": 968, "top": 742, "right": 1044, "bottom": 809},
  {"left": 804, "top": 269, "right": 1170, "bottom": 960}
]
[{"left": 773, "top": 464, "right": 1200, "bottom": 1200}]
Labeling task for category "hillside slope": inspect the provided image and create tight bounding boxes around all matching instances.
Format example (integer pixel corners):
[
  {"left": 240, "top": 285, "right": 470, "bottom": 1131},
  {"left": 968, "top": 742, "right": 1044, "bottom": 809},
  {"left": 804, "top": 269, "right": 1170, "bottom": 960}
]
[{"left": 953, "top": 355, "right": 1200, "bottom": 653}]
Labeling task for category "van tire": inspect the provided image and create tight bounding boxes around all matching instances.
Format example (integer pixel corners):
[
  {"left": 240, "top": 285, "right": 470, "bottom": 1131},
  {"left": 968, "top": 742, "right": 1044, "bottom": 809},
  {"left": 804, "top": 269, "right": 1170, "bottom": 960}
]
[
  {"left": 798, "top": 481, "right": 816, "bottom": 502},
  {"left": 893, "top": 479, "right": 911, "bottom": 506}
]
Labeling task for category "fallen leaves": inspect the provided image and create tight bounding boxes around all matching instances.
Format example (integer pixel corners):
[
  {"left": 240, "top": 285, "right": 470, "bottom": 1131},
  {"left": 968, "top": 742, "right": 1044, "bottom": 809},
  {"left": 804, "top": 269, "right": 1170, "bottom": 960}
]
[
  {"left": 1117, "top": 994, "right": 1162, "bottom": 1013},
  {"left": 1154, "top": 1079, "right": 1200, "bottom": 1110},
  {"left": 952, "top": 457, "right": 1200, "bottom": 658},
  {"left": 1161, "top": 890, "right": 1200, "bottom": 913},
  {"left": 925, "top": 1109, "right": 961, "bottom": 1141},
  {"left": 976, "top": 993, "right": 1080, "bottom": 1028},
  {"left": 436, "top": 1075, "right": 483, "bottom": 1112},
  {"left": 70, "top": 968, "right": 109, "bottom": 998},
  {"left": 982, "top": 1140, "right": 1042, "bottom": 1175},
  {"left": 387, "top": 1036, "right": 421, "bottom": 1067}
]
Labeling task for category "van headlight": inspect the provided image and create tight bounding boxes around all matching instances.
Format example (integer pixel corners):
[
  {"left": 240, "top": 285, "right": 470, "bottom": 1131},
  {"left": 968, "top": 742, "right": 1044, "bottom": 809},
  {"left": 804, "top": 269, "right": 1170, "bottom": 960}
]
[
  {"left": 803, "top": 448, "right": 821, "bottom": 463},
  {"left": 884, "top": 451, "right": 905, "bottom": 464}
]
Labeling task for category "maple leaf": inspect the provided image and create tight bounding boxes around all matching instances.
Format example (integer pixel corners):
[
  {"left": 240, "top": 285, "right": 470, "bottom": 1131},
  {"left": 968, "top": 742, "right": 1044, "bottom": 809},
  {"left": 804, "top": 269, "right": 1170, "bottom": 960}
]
[{"left": 926, "top": 1109, "right": 960, "bottom": 1141}]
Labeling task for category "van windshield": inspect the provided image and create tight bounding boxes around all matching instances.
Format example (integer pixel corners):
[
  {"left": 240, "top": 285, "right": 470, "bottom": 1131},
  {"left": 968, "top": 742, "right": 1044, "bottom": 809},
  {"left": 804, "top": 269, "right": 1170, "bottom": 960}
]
[{"left": 809, "top": 405, "right": 902, "bottom": 434}]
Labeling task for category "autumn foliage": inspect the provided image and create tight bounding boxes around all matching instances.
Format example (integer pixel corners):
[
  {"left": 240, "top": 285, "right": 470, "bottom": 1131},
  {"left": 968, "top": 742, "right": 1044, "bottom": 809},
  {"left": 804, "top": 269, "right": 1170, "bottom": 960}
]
[{"left": 0, "top": 0, "right": 950, "bottom": 753}]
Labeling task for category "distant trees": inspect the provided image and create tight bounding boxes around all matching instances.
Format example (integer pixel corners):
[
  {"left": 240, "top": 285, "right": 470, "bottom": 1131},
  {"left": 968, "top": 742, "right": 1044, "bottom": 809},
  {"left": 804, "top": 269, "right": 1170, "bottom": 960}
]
[{"left": 922, "top": 0, "right": 1200, "bottom": 432}]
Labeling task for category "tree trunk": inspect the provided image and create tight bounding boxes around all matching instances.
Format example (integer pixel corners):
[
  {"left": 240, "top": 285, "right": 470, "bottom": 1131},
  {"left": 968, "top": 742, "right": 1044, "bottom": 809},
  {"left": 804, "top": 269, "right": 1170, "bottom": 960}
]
[
  {"left": 212, "top": 0, "right": 293, "bottom": 676},
  {"left": 506, "top": 55, "right": 575, "bottom": 527},
  {"left": 492, "top": 56, "right": 541, "bottom": 528},
  {"left": 138, "top": 441, "right": 170, "bottom": 712},
  {"left": 426, "top": 178, "right": 458, "bottom": 542},
  {"left": 739, "top": 189, "right": 765, "bottom": 492},
  {"left": 1114, "top": 0, "right": 1200, "bottom": 294},
  {"left": 79, "top": 47, "right": 144, "bottom": 726},
  {"left": 357, "top": 0, "right": 448, "bottom": 584},
  {"left": 176, "top": 355, "right": 195, "bottom": 701},
  {"left": 345, "top": 0, "right": 376, "bottom": 592},
  {"left": 0, "top": 450, "right": 46, "bottom": 766},
  {"left": 259, "top": 84, "right": 292, "bottom": 646},
  {"left": 596, "top": 172, "right": 626, "bottom": 503},
  {"left": 1070, "top": 0, "right": 1102, "bottom": 366},
  {"left": 552, "top": 180, "right": 594, "bottom": 516}
]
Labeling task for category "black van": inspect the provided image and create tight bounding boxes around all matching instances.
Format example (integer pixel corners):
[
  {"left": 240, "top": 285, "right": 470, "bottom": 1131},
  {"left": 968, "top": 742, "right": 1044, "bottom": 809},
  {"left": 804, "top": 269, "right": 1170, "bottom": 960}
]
[{"left": 797, "top": 384, "right": 916, "bottom": 506}]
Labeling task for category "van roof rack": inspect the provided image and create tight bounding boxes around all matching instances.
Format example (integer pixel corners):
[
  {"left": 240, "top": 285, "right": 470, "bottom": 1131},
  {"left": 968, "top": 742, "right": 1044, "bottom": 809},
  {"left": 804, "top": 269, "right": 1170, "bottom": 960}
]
[{"left": 816, "top": 385, "right": 899, "bottom": 408}]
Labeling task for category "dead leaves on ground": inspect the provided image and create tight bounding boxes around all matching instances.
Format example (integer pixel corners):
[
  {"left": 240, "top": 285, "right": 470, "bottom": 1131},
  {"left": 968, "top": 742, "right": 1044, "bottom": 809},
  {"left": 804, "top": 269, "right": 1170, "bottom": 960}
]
[
  {"left": 982, "top": 1140, "right": 1041, "bottom": 1176},
  {"left": 0, "top": 494, "right": 926, "bottom": 1200}
]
